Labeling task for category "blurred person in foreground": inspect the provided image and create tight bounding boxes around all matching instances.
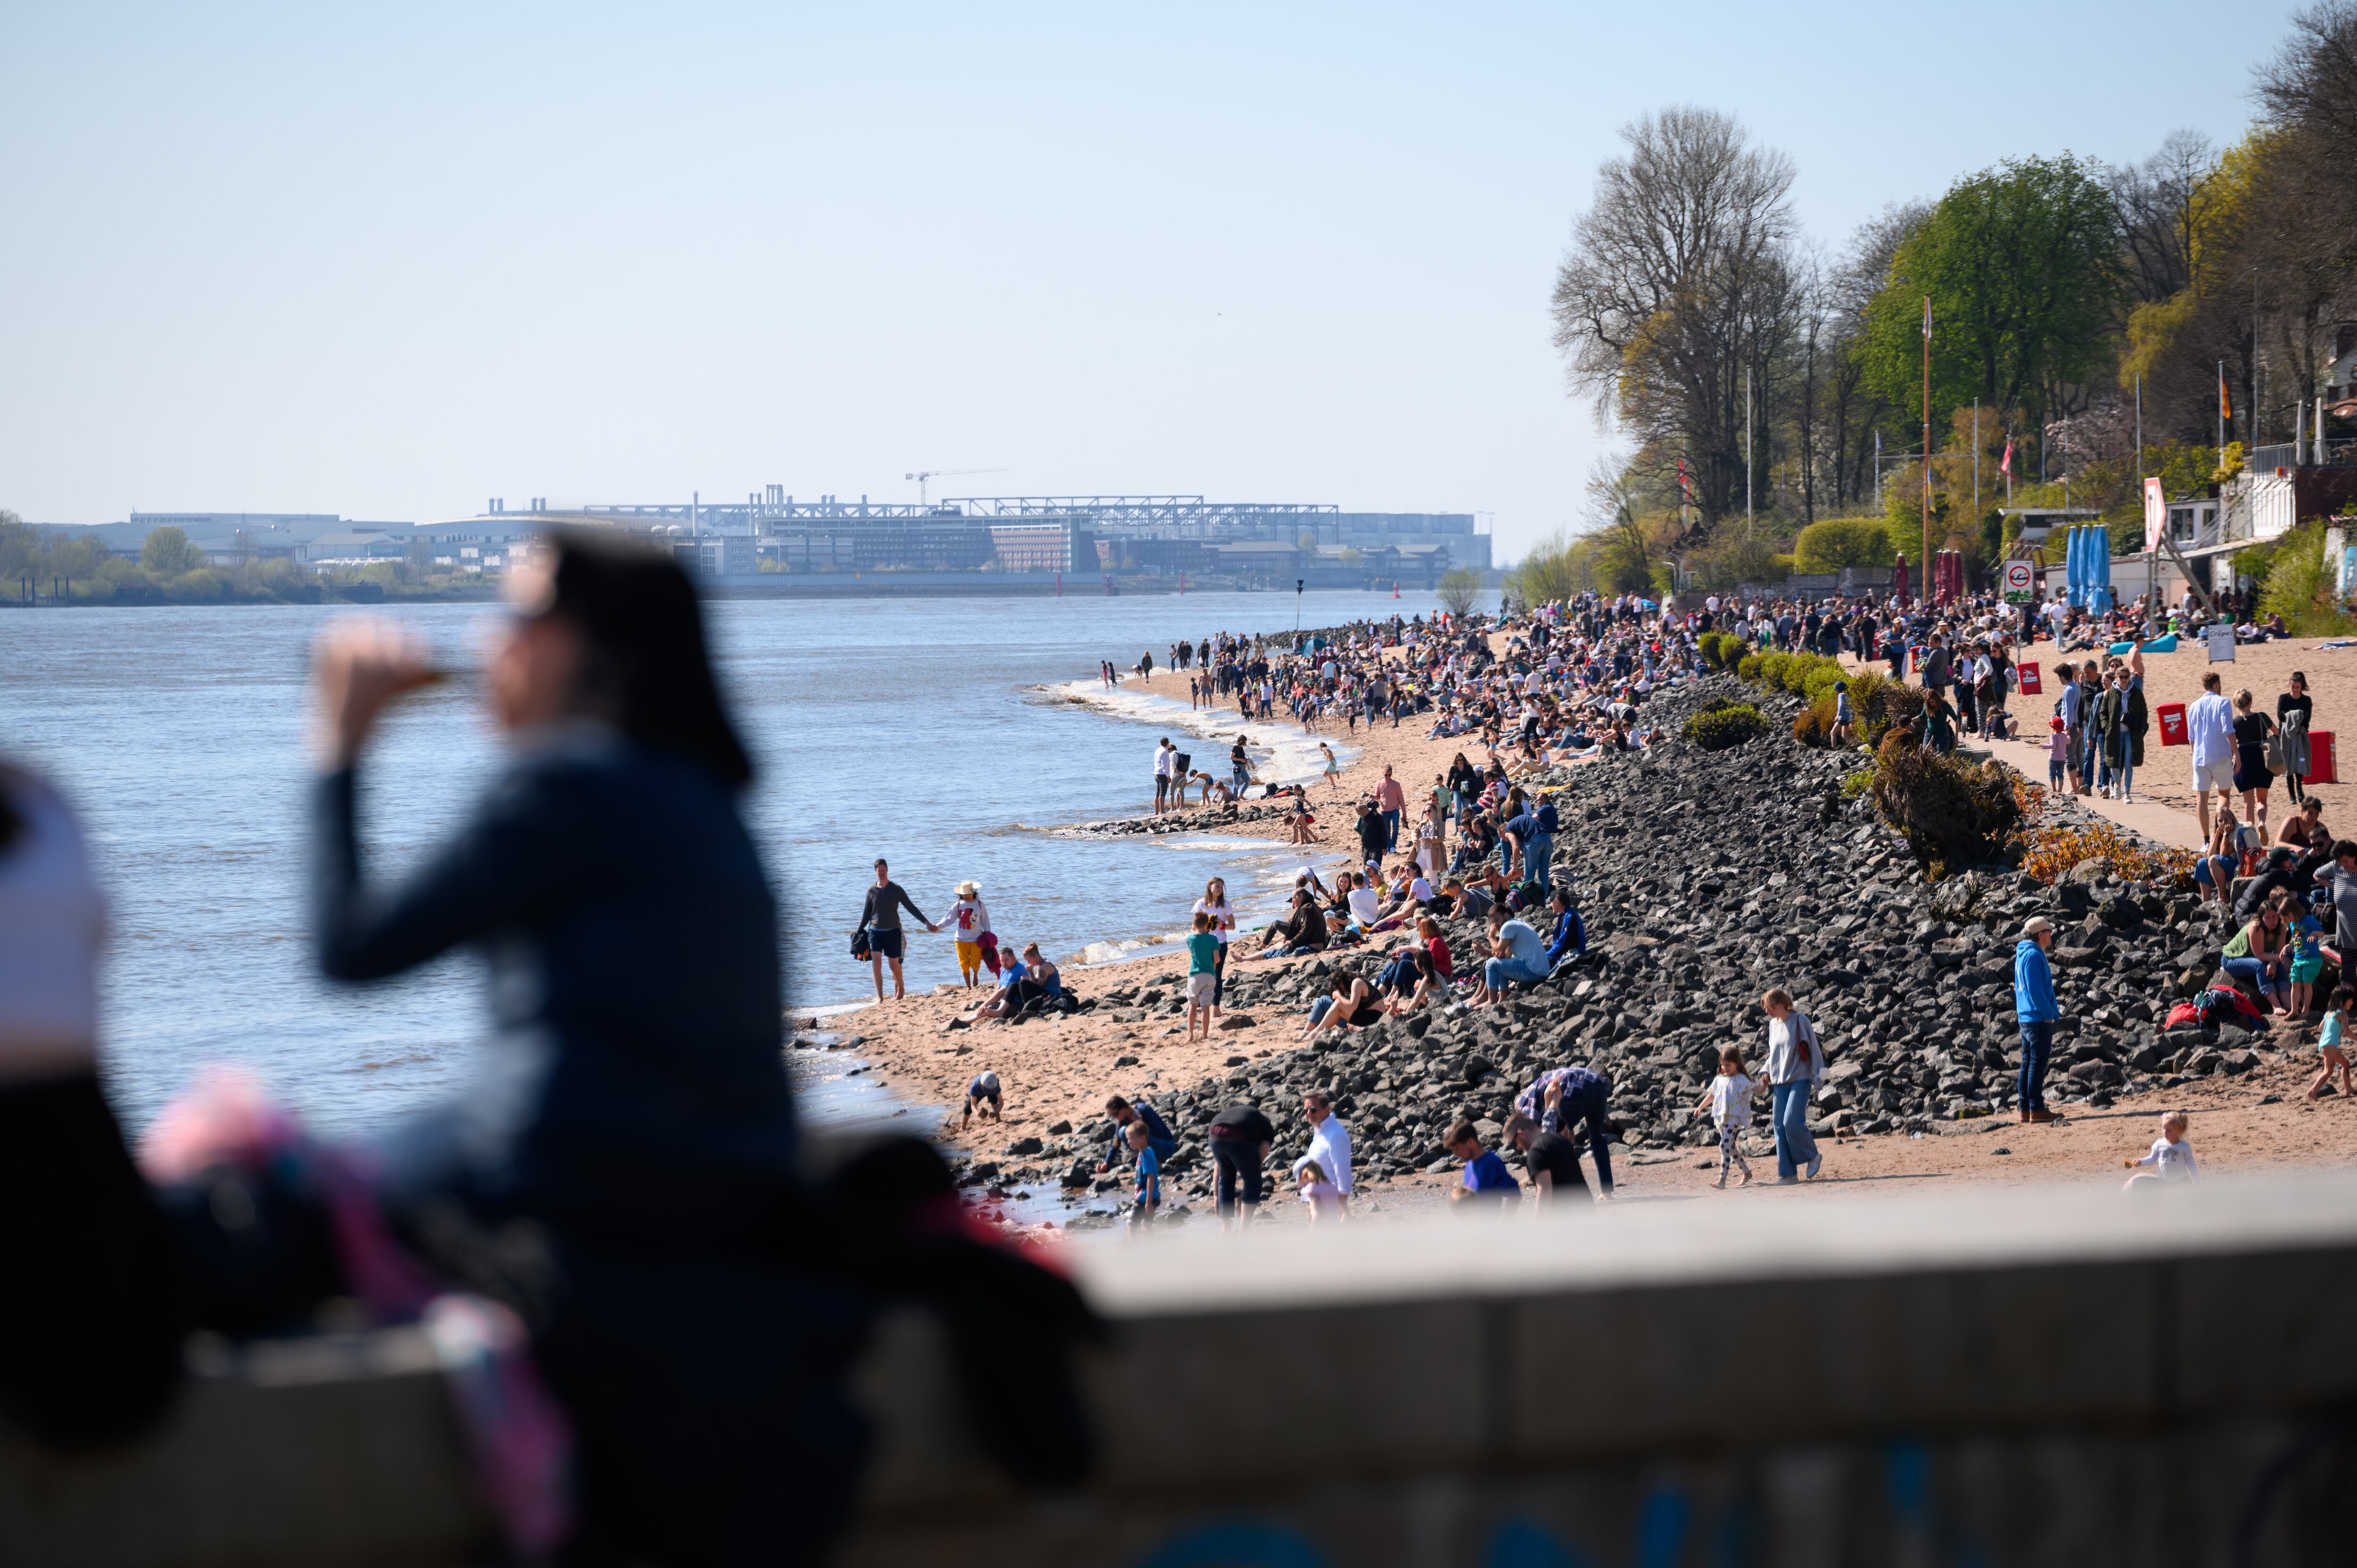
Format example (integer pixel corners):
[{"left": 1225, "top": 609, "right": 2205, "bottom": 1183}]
[
  {"left": 310, "top": 529, "right": 862, "bottom": 1566},
  {"left": 0, "top": 764, "right": 182, "bottom": 1449}
]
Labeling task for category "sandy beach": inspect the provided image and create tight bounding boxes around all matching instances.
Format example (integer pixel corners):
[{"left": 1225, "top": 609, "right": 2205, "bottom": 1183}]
[{"left": 815, "top": 627, "right": 2357, "bottom": 1230}]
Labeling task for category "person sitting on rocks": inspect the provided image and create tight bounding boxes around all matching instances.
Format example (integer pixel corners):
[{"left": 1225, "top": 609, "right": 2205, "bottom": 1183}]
[
  {"left": 1254, "top": 889, "right": 1329, "bottom": 958},
  {"left": 2234, "top": 846, "right": 2302, "bottom": 923},
  {"left": 1301, "top": 967, "right": 1386, "bottom": 1037},
  {"left": 1470, "top": 904, "right": 1549, "bottom": 1009},
  {"left": 1542, "top": 885, "right": 1587, "bottom": 970},
  {"left": 1381, "top": 949, "right": 1444, "bottom": 1016}
]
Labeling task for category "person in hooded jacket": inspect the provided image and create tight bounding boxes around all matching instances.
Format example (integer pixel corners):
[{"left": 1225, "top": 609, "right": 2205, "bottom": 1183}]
[{"left": 2015, "top": 916, "right": 2062, "bottom": 1123}]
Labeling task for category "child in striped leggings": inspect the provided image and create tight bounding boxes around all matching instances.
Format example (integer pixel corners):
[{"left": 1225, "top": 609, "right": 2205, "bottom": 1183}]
[{"left": 1695, "top": 1046, "right": 1756, "bottom": 1188}]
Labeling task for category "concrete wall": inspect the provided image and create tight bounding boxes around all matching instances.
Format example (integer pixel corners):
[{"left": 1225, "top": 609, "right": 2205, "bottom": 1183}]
[{"left": 7, "top": 1175, "right": 2356, "bottom": 1566}]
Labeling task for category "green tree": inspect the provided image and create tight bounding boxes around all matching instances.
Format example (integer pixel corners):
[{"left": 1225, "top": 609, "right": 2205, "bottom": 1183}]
[
  {"left": 1505, "top": 532, "right": 1584, "bottom": 607},
  {"left": 1436, "top": 566, "right": 1483, "bottom": 617},
  {"left": 1791, "top": 517, "right": 1896, "bottom": 572},
  {"left": 1862, "top": 156, "right": 2124, "bottom": 458},
  {"left": 140, "top": 525, "right": 203, "bottom": 576}
]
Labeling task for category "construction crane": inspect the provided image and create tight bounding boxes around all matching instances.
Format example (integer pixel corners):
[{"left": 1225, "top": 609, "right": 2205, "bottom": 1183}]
[{"left": 904, "top": 467, "right": 1006, "bottom": 505}]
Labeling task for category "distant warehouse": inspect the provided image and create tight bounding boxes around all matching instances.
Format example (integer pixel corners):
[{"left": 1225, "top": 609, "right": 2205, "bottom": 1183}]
[{"left": 549, "top": 491, "right": 1487, "bottom": 586}]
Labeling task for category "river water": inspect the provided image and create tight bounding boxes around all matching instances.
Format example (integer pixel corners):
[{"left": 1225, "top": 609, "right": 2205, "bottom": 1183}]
[{"left": 2, "top": 588, "right": 1440, "bottom": 1137}]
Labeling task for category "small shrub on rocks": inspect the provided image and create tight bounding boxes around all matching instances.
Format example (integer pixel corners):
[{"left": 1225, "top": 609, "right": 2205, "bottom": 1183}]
[
  {"left": 1869, "top": 728, "right": 2025, "bottom": 876},
  {"left": 1736, "top": 653, "right": 1763, "bottom": 681},
  {"left": 1757, "top": 652, "right": 1792, "bottom": 691},
  {"left": 2023, "top": 821, "right": 2197, "bottom": 887},
  {"left": 1792, "top": 694, "right": 1838, "bottom": 747},
  {"left": 1684, "top": 702, "right": 1769, "bottom": 750}
]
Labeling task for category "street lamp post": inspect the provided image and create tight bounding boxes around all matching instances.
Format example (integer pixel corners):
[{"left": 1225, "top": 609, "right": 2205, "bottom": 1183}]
[{"left": 1295, "top": 578, "right": 1304, "bottom": 635}]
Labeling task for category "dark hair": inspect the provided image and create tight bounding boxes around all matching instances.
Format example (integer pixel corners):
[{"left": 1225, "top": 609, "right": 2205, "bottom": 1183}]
[
  {"left": 2336, "top": 986, "right": 2356, "bottom": 1010},
  {"left": 2335, "top": 840, "right": 2357, "bottom": 862},
  {"left": 543, "top": 528, "right": 752, "bottom": 788}
]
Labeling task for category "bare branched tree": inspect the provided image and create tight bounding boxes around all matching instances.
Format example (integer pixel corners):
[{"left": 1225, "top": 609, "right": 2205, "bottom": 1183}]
[
  {"left": 2109, "top": 128, "right": 2216, "bottom": 304},
  {"left": 1549, "top": 108, "right": 1800, "bottom": 536}
]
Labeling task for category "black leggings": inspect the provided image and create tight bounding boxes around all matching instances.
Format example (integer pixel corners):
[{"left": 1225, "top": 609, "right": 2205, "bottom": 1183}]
[
  {"left": 1211, "top": 1140, "right": 1264, "bottom": 1215},
  {"left": 0, "top": 1072, "right": 183, "bottom": 1450}
]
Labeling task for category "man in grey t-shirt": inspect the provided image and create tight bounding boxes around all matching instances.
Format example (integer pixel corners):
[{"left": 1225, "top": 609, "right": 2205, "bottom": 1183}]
[{"left": 858, "top": 857, "right": 937, "bottom": 1001}]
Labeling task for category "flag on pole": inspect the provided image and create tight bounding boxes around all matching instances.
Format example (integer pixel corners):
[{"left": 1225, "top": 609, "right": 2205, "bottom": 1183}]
[
  {"left": 1922, "top": 297, "right": 1932, "bottom": 340},
  {"left": 2220, "top": 366, "right": 2233, "bottom": 421},
  {"left": 1999, "top": 435, "right": 2012, "bottom": 477}
]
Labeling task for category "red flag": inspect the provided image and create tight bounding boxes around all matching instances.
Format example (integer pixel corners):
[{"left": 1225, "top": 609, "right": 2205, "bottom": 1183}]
[
  {"left": 1999, "top": 435, "right": 2012, "bottom": 477},
  {"left": 2220, "top": 366, "right": 2233, "bottom": 421}
]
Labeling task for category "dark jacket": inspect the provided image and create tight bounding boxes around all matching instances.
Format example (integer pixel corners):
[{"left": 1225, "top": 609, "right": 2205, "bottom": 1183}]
[{"left": 314, "top": 727, "right": 797, "bottom": 1244}]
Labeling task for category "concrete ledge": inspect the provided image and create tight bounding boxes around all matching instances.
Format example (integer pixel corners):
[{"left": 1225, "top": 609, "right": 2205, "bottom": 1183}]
[{"left": 8, "top": 1175, "right": 2357, "bottom": 1565}]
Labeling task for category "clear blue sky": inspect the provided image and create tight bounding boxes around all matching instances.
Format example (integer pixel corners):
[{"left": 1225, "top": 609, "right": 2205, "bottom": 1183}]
[{"left": 0, "top": 1, "right": 2283, "bottom": 561}]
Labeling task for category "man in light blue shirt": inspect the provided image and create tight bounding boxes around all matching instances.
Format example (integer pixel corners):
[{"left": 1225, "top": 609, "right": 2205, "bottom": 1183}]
[
  {"left": 2188, "top": 669, "right": 2239, "bottom": 839},
  {"left": 1474, "top": 905, "right": 1549, "bottom": 1007}
]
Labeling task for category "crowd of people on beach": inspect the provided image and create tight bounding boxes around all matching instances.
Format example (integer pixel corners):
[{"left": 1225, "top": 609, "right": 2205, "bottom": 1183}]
[{"left": 882, "top": 570, "right": 2357, "bottom": 1231}]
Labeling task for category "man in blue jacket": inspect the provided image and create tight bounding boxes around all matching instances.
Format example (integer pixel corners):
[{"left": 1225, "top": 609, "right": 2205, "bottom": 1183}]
[
  {"left": 1543, "top": 884, "right": 1587, "bottom": 970},
  {"left": 2014, "top": 915, "right": 2062, "bottom": 1123}
]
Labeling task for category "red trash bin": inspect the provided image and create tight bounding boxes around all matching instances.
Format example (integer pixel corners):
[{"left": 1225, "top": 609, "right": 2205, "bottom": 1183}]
[
  {"left": 2156, "top": 702, "right": 2189, "bottom": 747},
  {"left": 2310, "top": 731, "right": 2337, "bottom": 785}
]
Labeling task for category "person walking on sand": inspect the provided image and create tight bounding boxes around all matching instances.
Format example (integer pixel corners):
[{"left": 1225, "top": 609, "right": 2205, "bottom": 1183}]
[
  {"left": 858, "top": 858, "right": 938, "bottom": 1000},
  {"left": 2308, "top": 985, "right": 2356, "bottom": 1100},
  {"left": 945, "top": 880, "right": 991, "bottom": 989},
  {"left": 1229, "top": 735, "right": 1252, "bottom": 797},
  {"left": 1760, "top": 987, "right": 1822, "bottom": 1183},
  {"left": 2232, "top": 689, "right": 2278, "bottom": 836},
  {"left": 1320, "top": 742, "right": 1342, "bottom": 793},
  {"left": 2190, "top": 670, "right": 2238, "bottom": 841},
  {"left": 1192, "top": 877, "right": 1234, "bottom": 1016},
  {"left": 1292, "top": 1090, "right": 1353, "bottom": 1214},
  {"left": 2015, "top": 915, "right": 2062, "bottom": 1123},
  {"left": 1183, "top": 911, "right": 1220, "bottom": 1041},
  {"left": 1693, "top": 1046, "right": 1755, "bottom": 1189},
  {"left": 1376, "top": 765, "right": 1406, "bottom": 855}
]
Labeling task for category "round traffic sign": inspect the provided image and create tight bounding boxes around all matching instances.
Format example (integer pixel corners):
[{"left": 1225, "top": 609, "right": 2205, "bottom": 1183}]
[{"left": 2003, "top": 561, "right": 2034, "bottom": 591}]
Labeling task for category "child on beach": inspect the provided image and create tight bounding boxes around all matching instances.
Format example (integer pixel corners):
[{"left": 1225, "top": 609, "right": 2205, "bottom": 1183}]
[
  {"left": 2046, "top": 716, "right": 2068, "bottom": 791},
  {"left": 1185, "top": 911, "right": 1221, "bottom": 1043},
  {"left": 962, "top": 1071, "right": 1002, "bottom": 1129},
  {"left": 946, "top": 880, "right": 991, "bottom": 989},
  {"left": 1127, "top": 1120, "right": 1161, "bottom": 1231},
  {"left": 2122, "top": 1112, "right": 2199, "bottom": 1187},
  {"left": 2290, "top": 906, "right": 2326, "bottom": 1020},
  {"left": 1694, "top": 1047, "right": 1755, "bottom": 1188},
  {"left": 2308, "top": 986, "right": 2355, "bottom": 1100},
  {"left": 1320, "top": 742, "right": 1342, "bottom": 792},
  {"left": 1288, "top": 789, "right": 1318, "bottom": 845},
  {"left": 1296, "top": 1159, "right": 1343, "bottom": 1223}
]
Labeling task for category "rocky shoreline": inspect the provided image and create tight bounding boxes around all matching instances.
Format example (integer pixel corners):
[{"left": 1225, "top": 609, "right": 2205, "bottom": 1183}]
[{"left": 940, "top": 672, "right": 2274, "bottom": 1205}]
